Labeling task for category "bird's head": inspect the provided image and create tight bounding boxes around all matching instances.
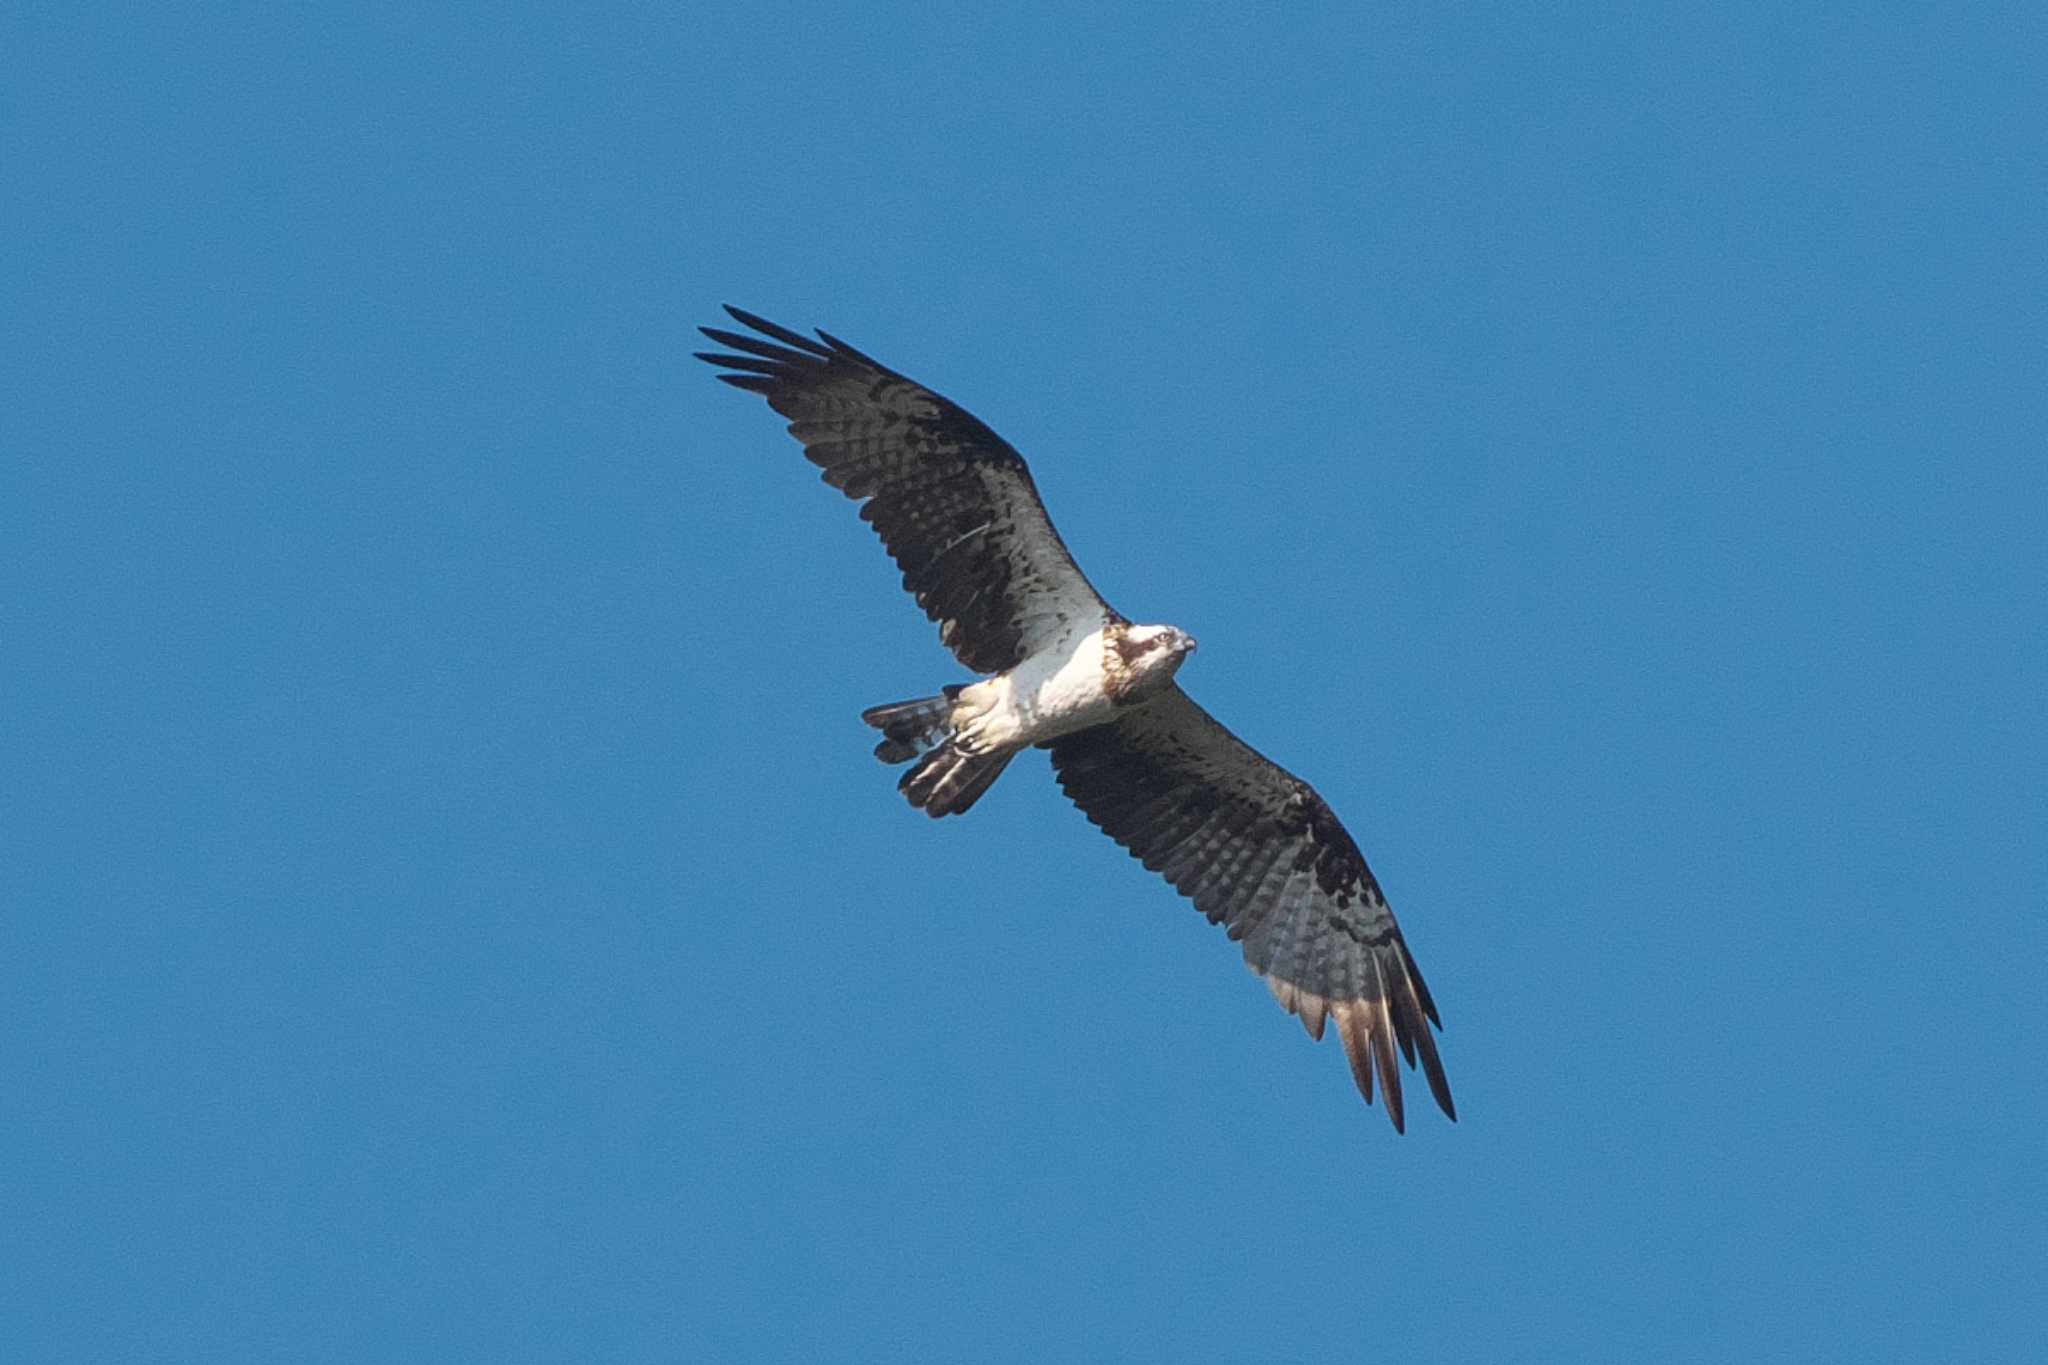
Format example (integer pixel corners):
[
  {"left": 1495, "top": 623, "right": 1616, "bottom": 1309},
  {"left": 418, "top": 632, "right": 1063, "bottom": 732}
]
[{"left": 1113, "top": 622, "right": 1198, "bottom": 698}]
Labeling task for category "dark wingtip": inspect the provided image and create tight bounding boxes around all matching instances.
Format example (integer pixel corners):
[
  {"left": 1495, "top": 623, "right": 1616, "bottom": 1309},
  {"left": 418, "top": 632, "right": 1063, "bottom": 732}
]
[
  {"left": 813, "top": 327, "right": 891, "bottom": 372},
  {"left": 695, "top": 350, "right": 786, "bottom": 377},
  {"left": 719, "top": 306, "right": 834, "bottom": 358},
  {"left": 1376, "top": 1035, "right": 1406, "bottom": 1134},
  {"left": 713, "top": 373, "right": 775, "bottom": 393},
  {"left": 1398, "top": 938, "right": 1445, "bottom": 1028},
  {"left": 699, "top": 326, "right": 817, "bottom": 366},
  {"left": 1376, "top": 1075, "right": 1407, "bottom": 1135},
  {"left": 1412, "top": 1021, "right": 1457, "bottom": 1121}
]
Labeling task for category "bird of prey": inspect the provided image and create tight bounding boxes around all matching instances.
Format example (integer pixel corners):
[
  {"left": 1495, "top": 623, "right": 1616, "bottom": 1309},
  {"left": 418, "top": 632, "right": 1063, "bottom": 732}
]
[{"left": 697, "top": 307, "right": 1455, "bottom": 1130}]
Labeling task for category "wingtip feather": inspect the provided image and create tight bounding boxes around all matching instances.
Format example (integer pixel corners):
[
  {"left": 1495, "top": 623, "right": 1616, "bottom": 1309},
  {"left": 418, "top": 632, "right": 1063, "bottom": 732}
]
[
  {"left": 814, "top": 326, "right": 891, "bottom": 371},
  {"left": 1373, "top": 999, "right": 1405, "bottom": 1134},
  {"left": 720, "top": 306, "right": 834, "bottom": 358},
  {"left": 695, "top": 350, "right": 787, "bottom": 377}
]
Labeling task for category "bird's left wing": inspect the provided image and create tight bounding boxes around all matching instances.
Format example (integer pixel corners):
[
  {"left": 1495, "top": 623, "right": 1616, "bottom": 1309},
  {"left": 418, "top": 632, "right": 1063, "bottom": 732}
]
[
  {"left": 1044, "top": 687, "right": 1455, "bottom": 1131},
  {"left": 697, "top": 308, "right": 1119, "bottom": 675}
]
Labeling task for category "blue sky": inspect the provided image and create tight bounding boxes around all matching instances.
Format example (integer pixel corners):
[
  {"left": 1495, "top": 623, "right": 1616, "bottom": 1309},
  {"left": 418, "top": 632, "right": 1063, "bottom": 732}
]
[{"left": 7, "top": 4, "right": 2043, "bottom": 1360}]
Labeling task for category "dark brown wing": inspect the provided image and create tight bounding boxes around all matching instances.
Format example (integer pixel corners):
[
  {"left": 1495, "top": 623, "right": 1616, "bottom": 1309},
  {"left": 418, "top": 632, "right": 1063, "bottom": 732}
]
[
  {"left": 697, "top": 307, "right": 1119, "bottom": 674},
  {"left": 1045, "top": 687, "right": 1454, "bottom": 1131}
]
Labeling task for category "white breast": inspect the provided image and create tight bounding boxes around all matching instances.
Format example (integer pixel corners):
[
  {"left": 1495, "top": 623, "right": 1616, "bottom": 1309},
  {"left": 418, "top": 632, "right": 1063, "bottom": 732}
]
[{"left": 955, "top": 627, "right": 1119, "bottom": 751}]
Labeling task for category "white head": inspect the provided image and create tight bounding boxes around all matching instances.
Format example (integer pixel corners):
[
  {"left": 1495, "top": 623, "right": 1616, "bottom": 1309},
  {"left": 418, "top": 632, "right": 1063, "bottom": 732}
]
[{"left": 1110, "top": 622, "right": 1198, "bottom": 701}]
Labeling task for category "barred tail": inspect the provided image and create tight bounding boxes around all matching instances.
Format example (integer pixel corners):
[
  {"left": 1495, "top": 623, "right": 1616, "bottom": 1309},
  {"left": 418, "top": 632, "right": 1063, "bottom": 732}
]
[
  {"left": 860, "top": 687, "right": 962, "bottom": 764},
  {"left": 860, "top": 687, "right": 1011, "bottom": 817},
  {"left": 898, "top": 741, "right": 1015, "bottom": 818}
]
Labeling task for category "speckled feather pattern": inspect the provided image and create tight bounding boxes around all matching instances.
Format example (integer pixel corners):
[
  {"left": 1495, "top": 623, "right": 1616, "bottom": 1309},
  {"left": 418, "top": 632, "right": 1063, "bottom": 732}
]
[
  {"left": 697, "top": 308, "right": 1117, "bottom": 675},
  {"left": 1046, "top": 688, "right": 1454, "bottom": 1130},
  {"left": 699, "top": 308, "right": 1453, "bottom": 1131}
]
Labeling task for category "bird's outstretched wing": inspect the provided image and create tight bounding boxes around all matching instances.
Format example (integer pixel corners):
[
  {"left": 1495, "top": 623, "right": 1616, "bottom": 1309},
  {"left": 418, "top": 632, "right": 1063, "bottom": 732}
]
[
  {"left": 1045, "top": 688, "right": 1455, "bottom": 1131},
  {"left": 697, "top": 307, "right": 1119, "bottom": 674}
]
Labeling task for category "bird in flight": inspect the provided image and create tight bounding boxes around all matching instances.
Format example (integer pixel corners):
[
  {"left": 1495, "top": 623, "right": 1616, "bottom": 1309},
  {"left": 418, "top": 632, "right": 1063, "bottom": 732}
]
[{"left": 697, "top": 308, "right": 1455, "bottom": 1130}]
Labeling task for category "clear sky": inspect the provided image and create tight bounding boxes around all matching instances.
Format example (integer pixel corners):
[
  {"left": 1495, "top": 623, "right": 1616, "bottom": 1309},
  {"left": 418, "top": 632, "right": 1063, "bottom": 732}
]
[{"left": 7, "top": 4, "right": 2043, "bottom": 1361}]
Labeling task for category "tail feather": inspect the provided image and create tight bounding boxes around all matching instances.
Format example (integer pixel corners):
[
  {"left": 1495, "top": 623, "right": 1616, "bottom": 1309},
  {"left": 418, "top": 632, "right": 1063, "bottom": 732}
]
[
  {"left": 860, "top": 687, "right": 961, "bottom": 764},
  {"left": 899, "top": 741, "right": 1015, "bottom": 817},
  {"left": 861, "top": 686, "right": 1013, "bottom": 816}
]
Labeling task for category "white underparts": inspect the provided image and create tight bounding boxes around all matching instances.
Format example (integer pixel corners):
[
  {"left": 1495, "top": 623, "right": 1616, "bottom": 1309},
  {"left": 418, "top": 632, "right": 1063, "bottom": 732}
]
[{"left": 948, "top": 623, "right": 1185, "bottom": 755}]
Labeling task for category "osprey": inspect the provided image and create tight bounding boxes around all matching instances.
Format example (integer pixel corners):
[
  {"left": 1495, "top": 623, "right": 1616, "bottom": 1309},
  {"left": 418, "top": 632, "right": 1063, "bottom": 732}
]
[{"left": 698, "top": 308, "right": 1455, "bottom": 1130}]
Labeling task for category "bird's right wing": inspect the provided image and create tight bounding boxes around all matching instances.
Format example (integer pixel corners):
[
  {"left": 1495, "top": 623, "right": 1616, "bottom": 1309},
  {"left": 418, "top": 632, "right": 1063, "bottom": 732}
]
[{"left": 697, "top": 308, "right": 1120, "bottom": 674}]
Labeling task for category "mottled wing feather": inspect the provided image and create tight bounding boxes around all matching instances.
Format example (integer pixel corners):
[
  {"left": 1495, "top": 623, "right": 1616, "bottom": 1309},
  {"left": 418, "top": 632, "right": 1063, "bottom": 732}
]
[
  {"left": 1045, "top": 687, "right": 1455, "bottom": 1131},
  {"left": 697, "top": 307, "right": 1119, "bottom": 673}
]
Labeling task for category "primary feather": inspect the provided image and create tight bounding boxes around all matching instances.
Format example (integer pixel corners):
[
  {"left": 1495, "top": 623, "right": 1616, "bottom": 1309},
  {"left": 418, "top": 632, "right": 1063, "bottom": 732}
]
[{"left": 698, "top": 307, "right": 1455, "bottom": 1130}]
